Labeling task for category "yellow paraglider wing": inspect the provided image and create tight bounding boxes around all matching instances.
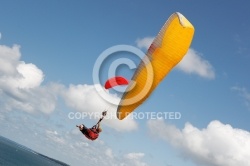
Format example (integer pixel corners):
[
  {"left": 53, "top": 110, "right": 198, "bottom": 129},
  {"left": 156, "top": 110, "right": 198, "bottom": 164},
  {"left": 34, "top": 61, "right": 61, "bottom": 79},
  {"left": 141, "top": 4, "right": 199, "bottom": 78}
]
[{"left": 117, "top": 12, "right": 195, "bottom": 120}]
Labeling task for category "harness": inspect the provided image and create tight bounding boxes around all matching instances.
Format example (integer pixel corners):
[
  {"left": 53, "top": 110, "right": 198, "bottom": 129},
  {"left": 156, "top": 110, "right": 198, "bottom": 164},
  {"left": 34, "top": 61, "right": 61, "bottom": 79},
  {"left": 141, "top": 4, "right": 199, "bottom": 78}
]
[
  {"left": 85, "top": 128, "right": 99, "bottom": 140},
  {"left": 77, "top": 110, "right": 107, "bottom": 141},
  {"left": 84, "top": 110, "right": 107, "bottom": 141}
]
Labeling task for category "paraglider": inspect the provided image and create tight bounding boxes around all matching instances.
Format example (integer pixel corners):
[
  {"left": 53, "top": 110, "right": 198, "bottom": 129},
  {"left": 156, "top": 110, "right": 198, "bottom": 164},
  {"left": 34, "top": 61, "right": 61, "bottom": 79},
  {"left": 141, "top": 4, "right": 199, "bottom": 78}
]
[
  {"left": 77, "top": 111, "right": 107, "bottom": 141},
  {"left": 117, "top": 12, "right": 195, "bottom": 120},
  {"left": 104, "top": 76, "right": 129, "bottom": 89}
]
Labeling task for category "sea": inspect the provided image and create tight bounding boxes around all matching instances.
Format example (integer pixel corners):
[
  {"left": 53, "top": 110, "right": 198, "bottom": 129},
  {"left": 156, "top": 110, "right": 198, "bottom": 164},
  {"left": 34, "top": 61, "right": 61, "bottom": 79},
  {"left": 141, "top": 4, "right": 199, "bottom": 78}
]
[{"left": 0, "top": 136, "right": 69, "bottom": 166}]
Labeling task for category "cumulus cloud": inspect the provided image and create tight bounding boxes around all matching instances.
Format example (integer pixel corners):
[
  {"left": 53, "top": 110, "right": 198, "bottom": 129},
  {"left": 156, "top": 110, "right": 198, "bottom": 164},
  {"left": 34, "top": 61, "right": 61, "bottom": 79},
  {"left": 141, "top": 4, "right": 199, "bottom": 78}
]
[
  {"left": 61, "top": 84, "right": 138, "bottom": 132},
  {"left": 0, "top": 44, "right": 59, "bottom": 114},
  {"left": 136, "top": 37, "right": 215, "bottom": 79},
  {"left": 148, "top": 119, "right": 250, "bottom": 166},
  {"left": 176, "top": 48, "right": 215, "bottom": 79},
  {"left": 0, "top": 45, "right": 21, "bottom": 75},
  {"left": 2, "top": 84, "right": 59, "bottom": 114},
  {"left": 0, "top": 111, "right": 147, "bottom": 166},
  {"left": 0, "top": 43, "right": 137, "bottom": 131},
  {"left": 231, "top": 86, "right": 250, "bottom": 110},
  {"left": 16, "top": 62, "right": 44, "bottom": 89},
  {"left": 0, "top": 37, "right": 145, "bottom": 166}
]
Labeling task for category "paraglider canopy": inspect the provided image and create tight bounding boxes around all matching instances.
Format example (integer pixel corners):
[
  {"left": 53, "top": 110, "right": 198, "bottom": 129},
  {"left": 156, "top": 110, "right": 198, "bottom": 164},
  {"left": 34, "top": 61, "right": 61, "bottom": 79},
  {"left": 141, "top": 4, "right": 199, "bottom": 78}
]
[
  {"left": 104, "top": 76, "right": 129, "bottom": 89},
  {"left": 116, "top": 12, "right": 195, "bottom": 120}
]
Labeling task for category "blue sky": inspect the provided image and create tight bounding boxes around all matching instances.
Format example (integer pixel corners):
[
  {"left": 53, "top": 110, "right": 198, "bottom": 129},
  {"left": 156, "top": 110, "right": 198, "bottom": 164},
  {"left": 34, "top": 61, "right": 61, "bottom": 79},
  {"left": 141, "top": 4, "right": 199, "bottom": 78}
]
[{"left": 0, "top": 1, "right": 250, "bottom": 166}]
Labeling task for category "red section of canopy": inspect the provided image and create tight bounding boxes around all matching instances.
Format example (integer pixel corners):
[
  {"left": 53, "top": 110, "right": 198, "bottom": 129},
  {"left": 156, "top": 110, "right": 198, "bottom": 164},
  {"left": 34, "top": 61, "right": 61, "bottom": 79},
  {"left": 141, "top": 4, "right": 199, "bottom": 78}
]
[{"left": 104, "top": 76, "right": 129, "bottom": 89}]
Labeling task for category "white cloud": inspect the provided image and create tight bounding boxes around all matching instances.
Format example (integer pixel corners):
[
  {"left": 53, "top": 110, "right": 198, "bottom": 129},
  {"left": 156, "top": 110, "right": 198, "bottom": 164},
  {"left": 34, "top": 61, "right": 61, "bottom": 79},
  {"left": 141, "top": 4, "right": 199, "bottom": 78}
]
[
  {"left": 148, "top": 119, "right": 250, "bottom": 166},
  {"left": 231, "top": 86, "right": 250, "bottom": 110},
  {"left": 124, "top": 152, "right": 148, "bottom": 166},
  {"left": 124, "top": 152, "right": 145, "bottom": 160},
  {"left": 177, "top": 48, "right": 215, "bottom": 79},
  {"left": 105, "top": 148, "right": 114, "bottom": 159},
  {"left": 16, "top": 62, "right": 44, "bottom": 89},
  {"left": 136, "top": 37, "right": 154, "bottom": 50},
  {"left": 45, "top": 130, "right": 66, "bottom": 144},
  {"left": 0, "top": 45, "right": 21, "bottom": 75},
  {"left": 136, "top": 37, "right": 215, "bottom": 79},
  {"left": 0, "top": 111, "right": 147, "bottom": 166},
  {"left": 0, "top": 44, "right": 59, "bottom": 114},
  {"left": 0, "top": 43, "right": 137, "bottom": 131},
  {"left": 0, "top": 40, "right": 146, "bottom": 166},
  {"left": 61, "top": 84, "right": 138, "bottom": 132}
]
